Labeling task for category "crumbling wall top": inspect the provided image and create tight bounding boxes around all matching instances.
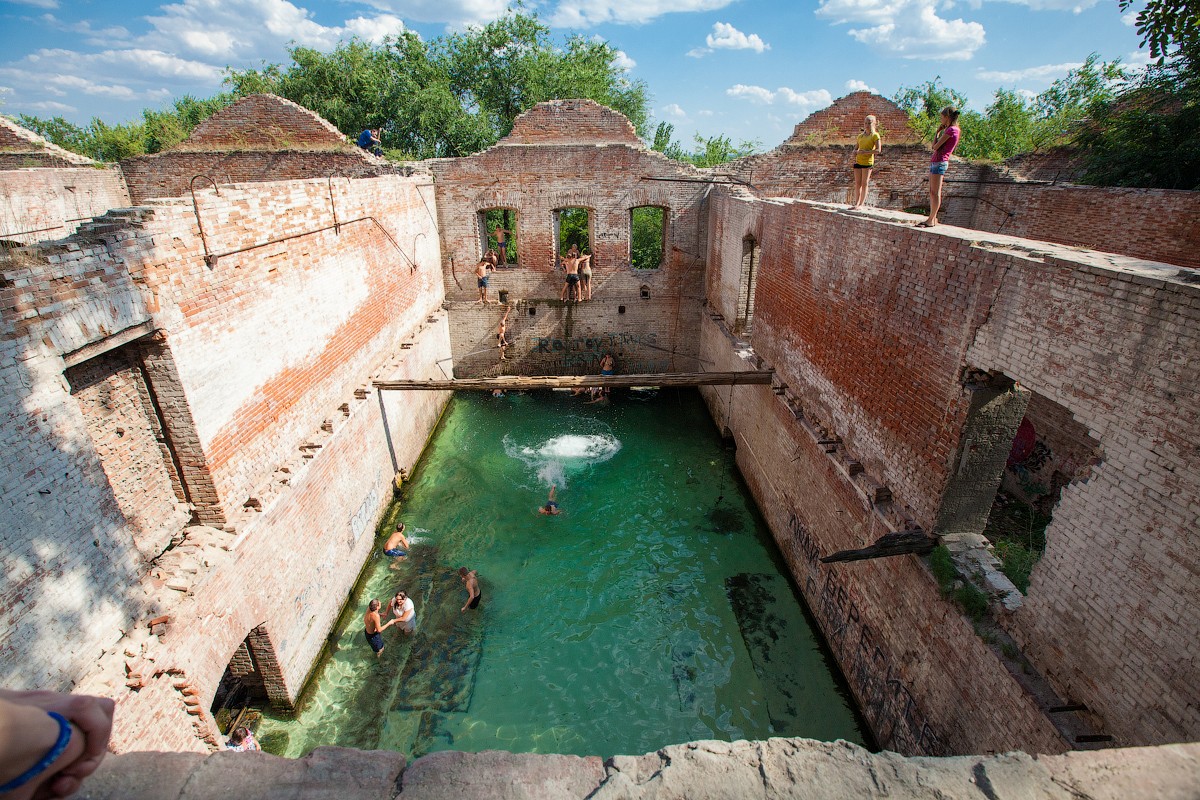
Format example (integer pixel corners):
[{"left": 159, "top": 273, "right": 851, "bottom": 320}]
[
  {"left": 785, "top": 92, "right": 921, "bottom": 146},
  {"left": 176, "top": 94, "right": 354, "bottom": 152},
  {"left": 501, "top": 99, "right": 642, "bottom": 147},
  {"left": 0, "top": 115, "right": 99, "bottom": 166}
]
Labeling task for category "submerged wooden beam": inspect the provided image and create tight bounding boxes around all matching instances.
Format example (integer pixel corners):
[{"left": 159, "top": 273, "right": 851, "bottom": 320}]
[
  {"left": 820, "top": 530, "right": 936, "bottom": 564},
  {"left": 373, "top": 370, "right": 774, "bottom": 391}
]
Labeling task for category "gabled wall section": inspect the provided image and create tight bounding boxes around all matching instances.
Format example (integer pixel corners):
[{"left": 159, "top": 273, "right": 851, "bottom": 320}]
[{"left": 429, "top": 100, "right": 710, "bottom": 378}]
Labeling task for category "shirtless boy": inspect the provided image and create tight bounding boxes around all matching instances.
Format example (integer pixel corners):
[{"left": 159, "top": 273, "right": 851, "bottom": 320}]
[
  {"left": 497, "top": 305, "right": 511, "bottom": 361},
  {"left": 493, "top": 227, "right": 511, "bottom": 266},
  {"left": 364, "top": 599, "right": 396, "bottom": 657},
  {"left": 383, "top": 523, "right": 409, "bottom": 569},
  {"left": 475, "top": 256, "right": 495, "bottom": 304},
  {"left": 538, "top": 485, "right": 562, "bottom": 515},
  {"left": 560, "top": 247, "right": 586, "bottom": 303},
  {"left": 459, "top": 567, "right": 481, "bottom": 612}
]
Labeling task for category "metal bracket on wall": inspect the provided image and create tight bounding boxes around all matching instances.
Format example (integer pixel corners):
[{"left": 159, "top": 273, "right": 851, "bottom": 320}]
[
  {"left": 189, "top": 175, "right": 221, "bottom": 268},
  {"left": 327, "top": 172, "right": 349, "bottom": 234}
]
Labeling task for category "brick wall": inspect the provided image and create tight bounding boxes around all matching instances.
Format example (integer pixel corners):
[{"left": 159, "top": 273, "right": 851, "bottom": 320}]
[
  {"left": 117, "top": 174, "right": 443, "bottom": 523},
  {"left": 0, "top": 223, "right": 158, "bottom": 691},
  {"left": 964, "top": 243, "right": 1200, "bottom": 746},
  {"left": 968, "top": 178, "right": 1200, "bottom": 268},
  {"left": 2, "top": 168, "right": 451, "bottom": 747},
  {"left": 700, "top": 315, "right": 1066, "bottom": 755},
  {"left": 0, "top": 166, "right": 130, "bottom": 245},
  {"left": 119, "top": 151, "right": 395, "bottom": 204},
  {"left": 183, "top": 95, "right": 352, "bottom": 151},
  {"left": 703, "top": 191, "right": 1200, "bottom": 750},
  {"left": 0, "top": 116, "right": 99, "bottom": 168},
  {"left": 429, "top": 101, "right": 710, "bottom": 377},
  {"left": 65, "top": 347, "right": 190, "bottom": 558}
]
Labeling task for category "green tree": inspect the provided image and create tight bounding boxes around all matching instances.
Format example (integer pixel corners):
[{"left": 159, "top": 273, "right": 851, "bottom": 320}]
[
  {"left": 630, "top": 206, "right": 664, "bottom": 269},
  {"left": 225, "top": 10, "right": 649, "bottom": 160},
  {"left": 1120, "top": 0, "right": 1200, "bottom": 62},
  {"left": 1075, "top": 41, "right": 1200, "bottom": 188}
]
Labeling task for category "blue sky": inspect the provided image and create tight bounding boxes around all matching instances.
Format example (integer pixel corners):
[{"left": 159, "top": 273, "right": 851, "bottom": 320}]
[{"left": 0, "top": 0, "right": 1150, "bottom": 149}]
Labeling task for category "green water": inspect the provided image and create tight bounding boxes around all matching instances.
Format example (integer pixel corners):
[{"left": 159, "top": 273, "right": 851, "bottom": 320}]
[{"left": 256, "top": 390, "right": 866, "bottom": 758}]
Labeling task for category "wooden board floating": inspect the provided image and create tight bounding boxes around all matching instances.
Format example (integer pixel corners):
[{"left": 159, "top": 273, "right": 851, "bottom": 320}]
[{"left": 373, "top": 370, "right": 775, "bottom": 391}]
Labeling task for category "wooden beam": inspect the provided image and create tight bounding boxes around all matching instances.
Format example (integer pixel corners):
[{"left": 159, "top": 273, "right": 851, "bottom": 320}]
[
  {"left": 820, "top": 530, "right": 936, "bottom": 564},
  {"left": 373, "top": 370, "right": 774, "bottom": 391}
]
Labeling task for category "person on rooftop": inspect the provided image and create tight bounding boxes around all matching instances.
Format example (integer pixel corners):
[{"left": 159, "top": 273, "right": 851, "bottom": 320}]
[
  {"left": 850, "top": 114, "right": 882, "bottom": 209},
  {"left": 919, "top": 107, "right": 961, "bottom": 228}
]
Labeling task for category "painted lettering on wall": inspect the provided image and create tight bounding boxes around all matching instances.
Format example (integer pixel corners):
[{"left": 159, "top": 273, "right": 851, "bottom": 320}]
[
  {"left": 349, "top": 485, "right": 380, "bottom": 546},
  {"left": 786, "top": 511, "right": 944, "bottom": 755},
  {"left": 529, "top": 331, "right": 659, "bottom": 354}
]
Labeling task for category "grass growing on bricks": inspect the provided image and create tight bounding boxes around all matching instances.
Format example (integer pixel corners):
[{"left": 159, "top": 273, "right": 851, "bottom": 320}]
[{"left": 929, "top": 545, "right": 990, "bottom": 622}]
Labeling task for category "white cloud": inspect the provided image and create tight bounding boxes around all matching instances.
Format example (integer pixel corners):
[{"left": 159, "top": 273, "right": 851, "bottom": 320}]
[
  {"left": 727, "top": 84, "right": 776, "bottom": 104},
  {"left": 11, "top": 0, "right": 58, "bottom": 7},
  {"left": 696, "top": 109, "right": 714, "bottom": 117},
  {"left": 845, "top": 78, "right": 878, "bottom": 93},
  {"left": 23, "top": 100, "right": 77, "bottom": 113},
  {"left": 977, "top": 61, "right": 1082, "bottom": 82},
  {"left": 689, "top": 21, "right": 770, "bottom": 56},
  {"left": 662, "top": 103, "right": 687, "bottom": 119},
  {"left": 613, "top": 49, "right": 637, "bottom": 70},
  {"left": 1015, "top": 88, "right": 1037, "bottom": 100},
  {"left": 359, "top": 0, "right": 507, "bottom": 26},
  {"left": 991, "top": 0, "right": 1098, "bottom": 10},
  {"left": 549, "top": 0, "right": 735, "bottom": 27},
  {"left": 816, "top": 0, "right": 986, "bottom": 60},
  {"left": 1121, "top": 10, "right": 1139, "bottom": 25},
  {"left": 39, "top": 14, "right": 133, "bottom": 46},
  {"left": 727, "top": 84, "right": 833, "bottom": 111},
  {"left": 708, "top": 22, "right": 769, "bottom": 52}
]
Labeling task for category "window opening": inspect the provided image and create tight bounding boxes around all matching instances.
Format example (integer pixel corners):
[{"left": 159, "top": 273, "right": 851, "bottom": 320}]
[
  {"left": 735, "top": 235, "right": 760, "bottom": 334},
  {"left": 554, "top": 207, "right": 591, "bottom": 260},
  {"left": 630, "top": 206, "right": 665, "bottom": 270},
  {"left": 479, "top": 208, "right": 518, "bottom": 267}
]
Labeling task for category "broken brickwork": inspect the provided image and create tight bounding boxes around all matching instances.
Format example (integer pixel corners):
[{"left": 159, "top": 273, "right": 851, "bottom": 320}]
[
  {"left": 702, "top": 190, "right": 1200, "bottom": 751},
  {"left": 430, "top": 100, "right": 708, "bottom": 378},
  {"left": 119, "top": 95, "right": 396, "bottom": 203}
]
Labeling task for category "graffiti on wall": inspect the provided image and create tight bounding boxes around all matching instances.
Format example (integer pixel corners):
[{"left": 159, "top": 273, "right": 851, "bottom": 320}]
[
  {"left": 349, "top": 484, "right": 381, "bottom": 547},
  {"left": 526, "top": 331, "right": 670, "bottom": 373},
  {"left": 786, "top": 512, "right": 944, "bottom": 755}
]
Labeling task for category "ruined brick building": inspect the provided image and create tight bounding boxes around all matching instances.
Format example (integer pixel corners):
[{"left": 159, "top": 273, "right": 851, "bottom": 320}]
[{"left": 1, "top": 92, "right": 1197, "bottom": 770}]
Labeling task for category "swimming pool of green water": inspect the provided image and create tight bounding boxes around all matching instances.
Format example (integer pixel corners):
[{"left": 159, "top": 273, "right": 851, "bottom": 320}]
[{"left": 255, "top": 389, "right": 867, "bottom": 758}]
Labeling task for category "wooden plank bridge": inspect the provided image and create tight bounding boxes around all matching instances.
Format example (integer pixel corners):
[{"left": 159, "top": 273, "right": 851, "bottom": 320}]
[{"left": 373, "top": 370, "right": 774, "bottom": 391}]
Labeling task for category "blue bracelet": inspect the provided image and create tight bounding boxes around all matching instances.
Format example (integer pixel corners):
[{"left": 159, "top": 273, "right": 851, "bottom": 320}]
[{"left": 0, "top": 711, "right": 72, "bottom": 792}]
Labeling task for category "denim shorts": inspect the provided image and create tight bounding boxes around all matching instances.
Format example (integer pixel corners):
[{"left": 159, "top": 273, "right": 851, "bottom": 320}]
[{"left": 930, "top": 161, "right": 949, "bottom": 175}]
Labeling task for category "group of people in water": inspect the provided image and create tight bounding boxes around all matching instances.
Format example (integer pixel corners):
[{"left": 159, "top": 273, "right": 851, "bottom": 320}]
[
  {"left": 851, "top": 105, "right": 961, "bottom": 228},
  {"left": 362, "top": 522, "right": 482, "bottom": 657}
]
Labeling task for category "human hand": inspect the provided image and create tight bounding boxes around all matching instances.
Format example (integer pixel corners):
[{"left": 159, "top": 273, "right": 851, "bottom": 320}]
[{"left": 0, "top": 690, "right": 112, "bottom": 800}]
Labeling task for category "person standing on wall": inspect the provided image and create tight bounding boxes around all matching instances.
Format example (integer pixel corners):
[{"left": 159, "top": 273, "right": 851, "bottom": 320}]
[
  {"left": 476, "top": 254, "right": 496, "bottom": 304},
  {"left": 850, "top": 115, "right": 882, "bottom": 209},
  {"left": 579, "top": 252, "right": 594, "bottom": 301},
  {"left": 493, "top": 226, "right": 512, "bottom": 266},
  {"left": 919, "top": 108, "right": 961, "bottom": 228}
]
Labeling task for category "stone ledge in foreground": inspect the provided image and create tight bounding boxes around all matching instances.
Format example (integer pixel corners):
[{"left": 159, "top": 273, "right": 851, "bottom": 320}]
[{"left": 71, "top": 737, "right": 1200, "bottom": 800}]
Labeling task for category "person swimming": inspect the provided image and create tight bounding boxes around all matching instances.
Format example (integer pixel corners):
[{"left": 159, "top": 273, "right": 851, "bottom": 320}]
[{"left": 538, "top": 485, "right": 561, "bottom": 515}]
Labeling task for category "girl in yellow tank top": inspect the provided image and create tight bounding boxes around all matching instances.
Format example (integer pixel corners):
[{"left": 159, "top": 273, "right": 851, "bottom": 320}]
[{"left": 851, "top": 114, "right": 882, "bottom": 208}]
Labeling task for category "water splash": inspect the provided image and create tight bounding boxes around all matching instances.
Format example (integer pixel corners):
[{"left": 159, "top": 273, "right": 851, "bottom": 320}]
[{"left": 504, "top": 433, "right": 622, "bottom": 487}]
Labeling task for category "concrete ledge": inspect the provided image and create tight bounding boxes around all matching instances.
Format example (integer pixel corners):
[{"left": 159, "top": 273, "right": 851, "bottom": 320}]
[{"left": 71, "top": 738, "right": 1200, "bottom": 800}]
